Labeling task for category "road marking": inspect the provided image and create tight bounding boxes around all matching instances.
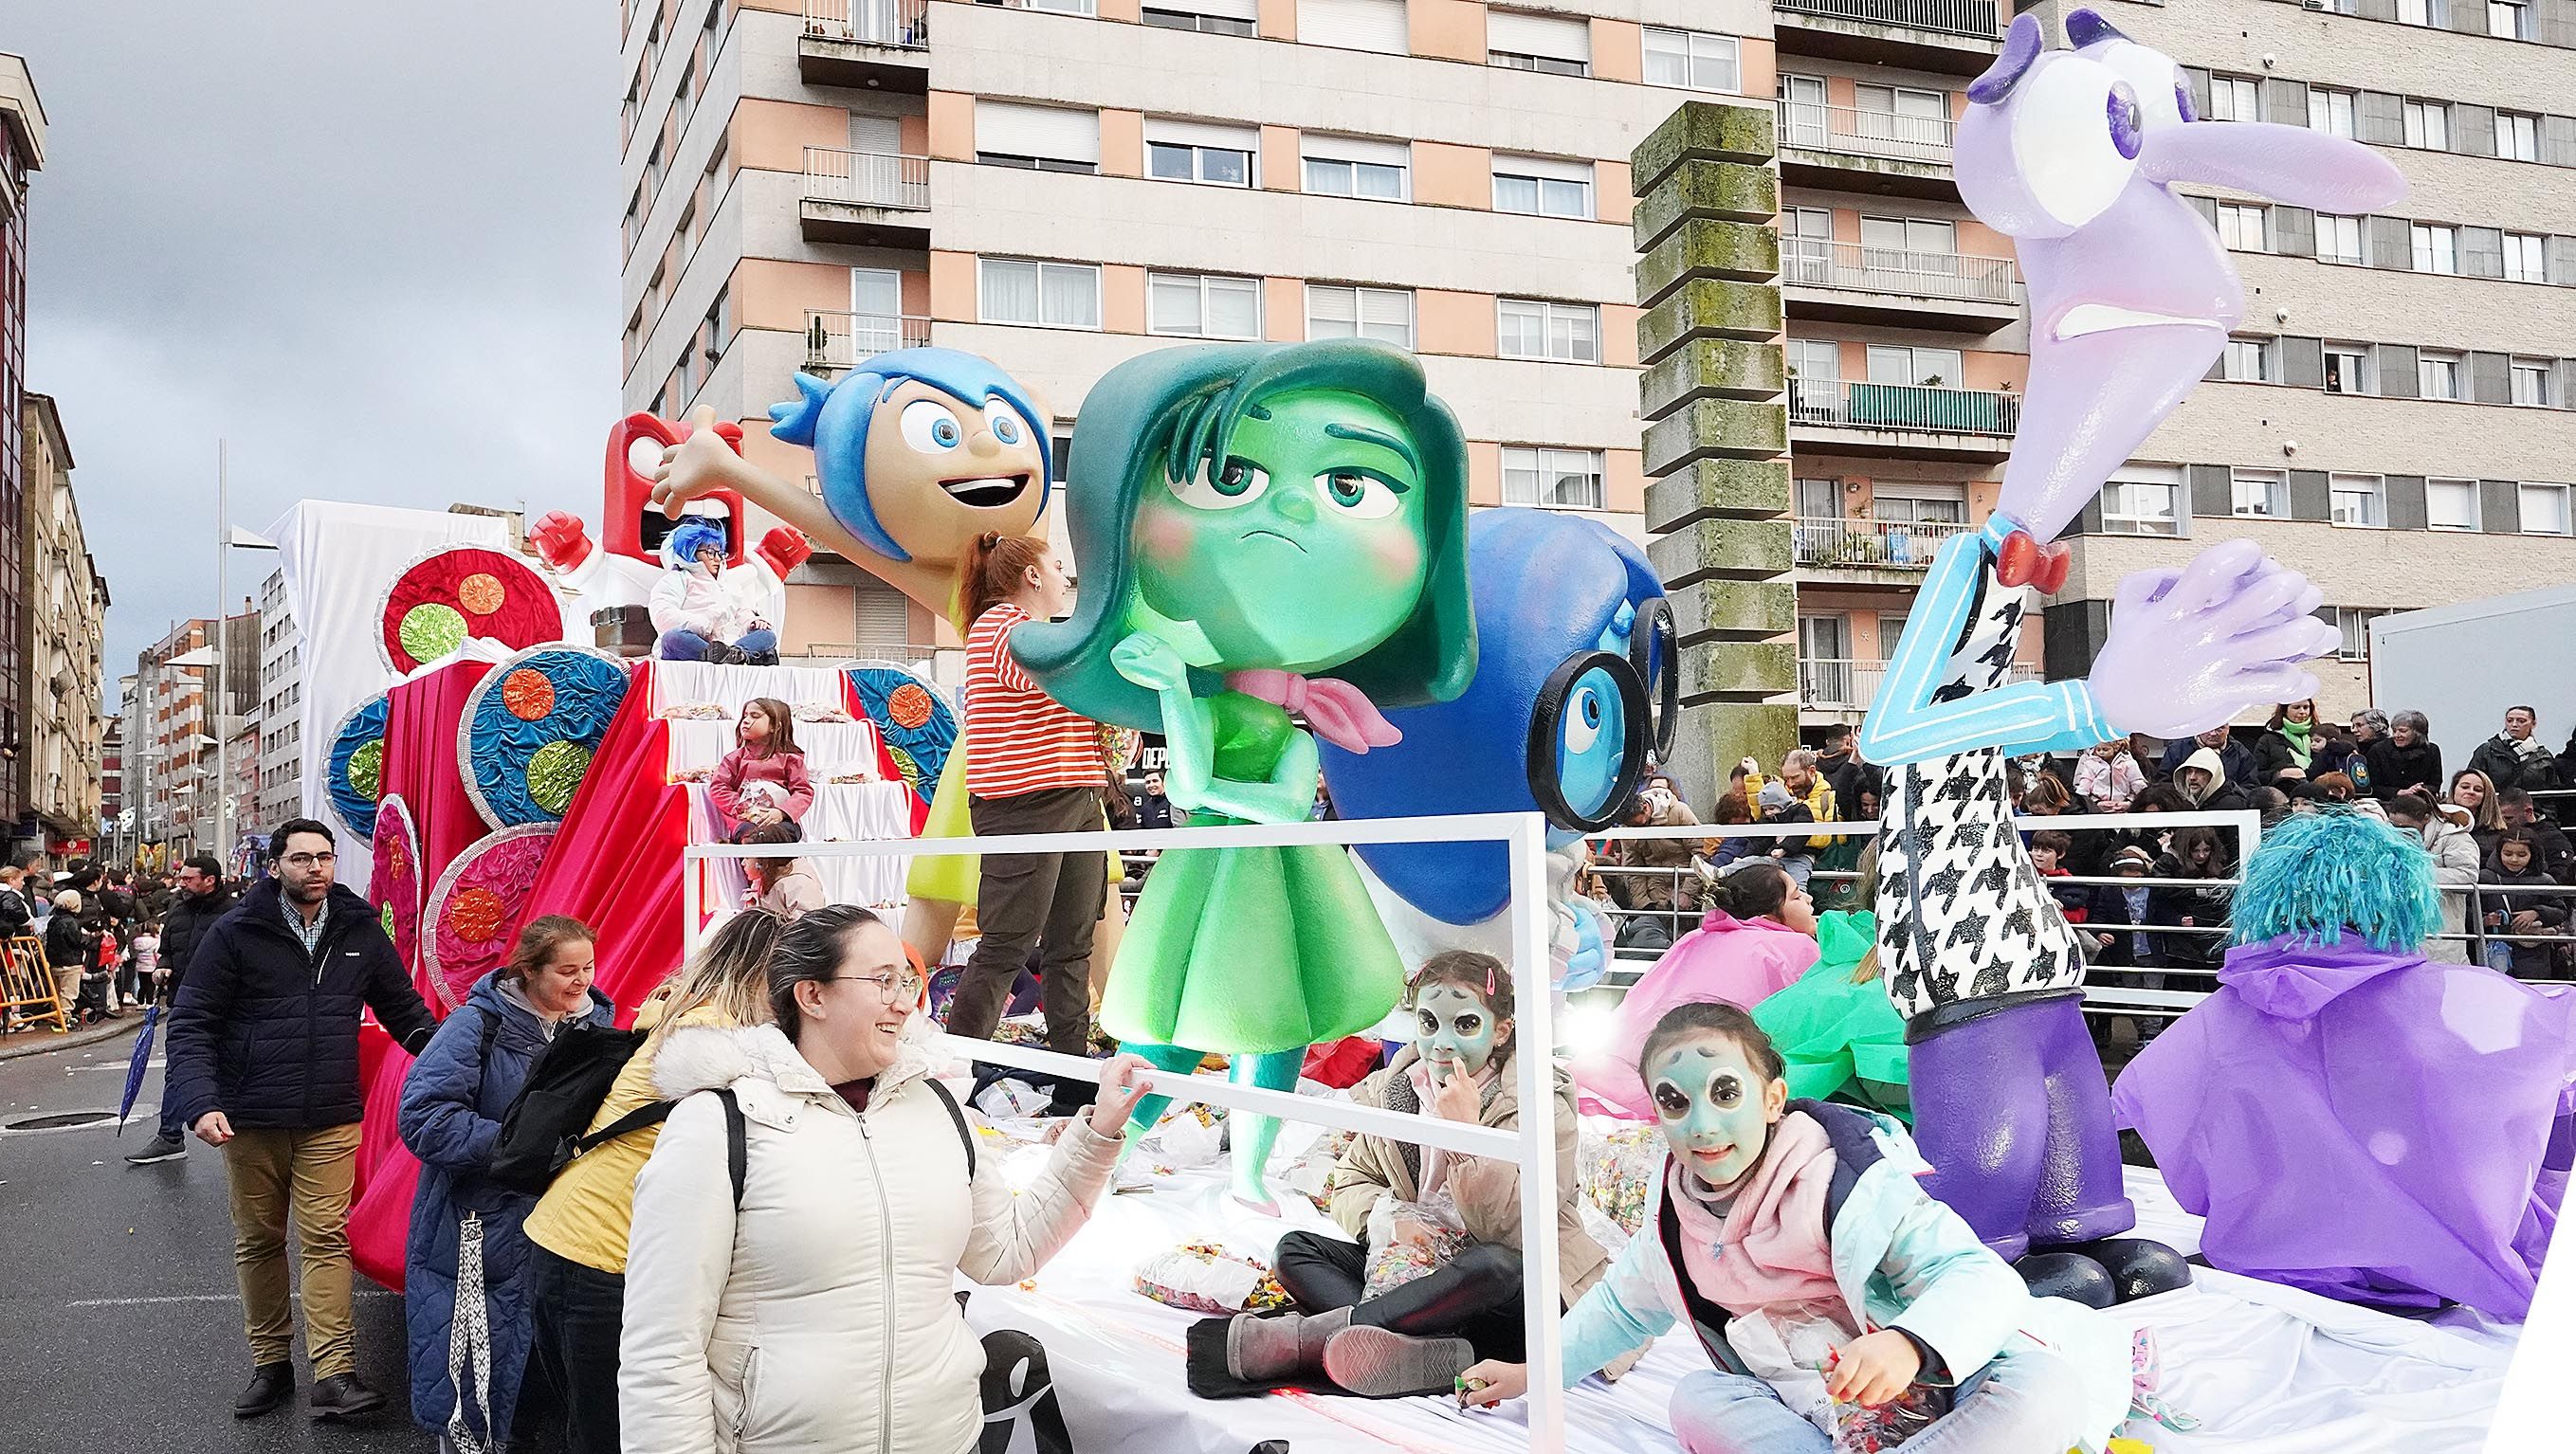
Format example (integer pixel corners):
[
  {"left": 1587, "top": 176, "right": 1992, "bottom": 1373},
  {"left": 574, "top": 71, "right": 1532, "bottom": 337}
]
[{"left": 69, "top": 1290, "right": 395, "bottom": 1307}]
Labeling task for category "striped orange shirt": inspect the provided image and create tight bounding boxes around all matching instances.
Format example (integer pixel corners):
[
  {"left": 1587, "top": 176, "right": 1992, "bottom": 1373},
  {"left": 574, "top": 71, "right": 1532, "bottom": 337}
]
[{"left": 963, "top": 603, "right": 1105, "bottom": 798}]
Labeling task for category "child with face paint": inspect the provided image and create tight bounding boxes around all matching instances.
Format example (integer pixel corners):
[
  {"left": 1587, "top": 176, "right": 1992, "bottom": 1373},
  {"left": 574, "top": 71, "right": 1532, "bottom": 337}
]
[
  {"left": 1221, "top": 953, "right": 1610, "bottom": 1399},
  {"left": 1463, "top": 1002, "right": 2131, "bottom": 1453}
]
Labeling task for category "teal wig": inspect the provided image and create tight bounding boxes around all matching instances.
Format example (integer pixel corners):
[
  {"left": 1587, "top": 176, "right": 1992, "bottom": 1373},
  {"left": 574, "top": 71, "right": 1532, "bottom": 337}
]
[
  {"left": 1013, "top": 339, "right": 1477, "bottom": 734},
  {"left": 2232, "top": 809, "right": 2442, "bottom": 951}
]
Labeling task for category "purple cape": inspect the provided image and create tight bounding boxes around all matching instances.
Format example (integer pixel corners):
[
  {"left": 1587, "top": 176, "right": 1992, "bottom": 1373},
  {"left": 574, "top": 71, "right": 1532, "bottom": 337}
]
[{"left": 2112, "top": 934, "right": 2576, "bottom": 1319}]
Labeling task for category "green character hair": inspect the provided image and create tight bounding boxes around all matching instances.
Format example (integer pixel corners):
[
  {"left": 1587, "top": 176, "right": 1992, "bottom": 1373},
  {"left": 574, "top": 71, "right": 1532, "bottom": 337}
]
[{"left": 1014, "top": 339, "right": 1477, "bottom": 732}]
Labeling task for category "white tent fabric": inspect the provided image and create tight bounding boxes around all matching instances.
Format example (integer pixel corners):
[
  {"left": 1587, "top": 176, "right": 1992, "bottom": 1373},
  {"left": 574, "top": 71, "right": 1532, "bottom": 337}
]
[{"left": 267, "top": 502, "right": 511, "bottom": 896}]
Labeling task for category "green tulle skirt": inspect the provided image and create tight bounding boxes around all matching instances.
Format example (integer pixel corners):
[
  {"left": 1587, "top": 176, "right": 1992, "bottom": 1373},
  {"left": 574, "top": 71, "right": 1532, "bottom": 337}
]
[{"left": 1100, "top": 813, "right": 1403, "bottom": 1057}]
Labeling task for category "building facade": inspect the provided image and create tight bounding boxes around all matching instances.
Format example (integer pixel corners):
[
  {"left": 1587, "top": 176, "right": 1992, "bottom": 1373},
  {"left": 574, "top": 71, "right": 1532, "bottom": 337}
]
[
  {"left": 19, "top": 392, "right": 107, "bottom": 849},
  {"left": 255, "top": 567, "right": 301, "bottom": 835},
  {"left": 134, "top": 609, "right": 260, "bottom": 860},
  {"left": 99, "top": 710, "right": 121, "bottom": 855},
  {"left": 0, "top": 58, "right": 42, "bottom": 833},
  {"left": 617, "top": 0, "right": 2576, "bottom": 776}
]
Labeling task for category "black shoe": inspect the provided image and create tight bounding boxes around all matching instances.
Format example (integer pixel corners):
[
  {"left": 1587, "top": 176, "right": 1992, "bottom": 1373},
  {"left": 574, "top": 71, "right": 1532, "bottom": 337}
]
[
  {"left": 2013, "top": 1250, "right": 2115, "bottom": 1309},
  {"left": 124, "top": 1132, "right": 187, "bottom": 1165},
  {"left": 233, "top": 1362, "right": 294, "bottom": 1419},
  {"left": 2065, "top": 1236, "right": 2195, "bottom": 1302},
  {"left": 308, "top": 1372, "right": 386, "bottom": 1422}
]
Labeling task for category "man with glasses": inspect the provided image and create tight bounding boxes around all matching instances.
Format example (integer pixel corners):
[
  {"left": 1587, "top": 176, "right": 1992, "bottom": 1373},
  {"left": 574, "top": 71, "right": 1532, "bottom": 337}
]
[
  {"left": 164, "top": 820, "right": 438, "bottom": 1424},
  {"left": 125, "top": 854, "right": 238, "bottom": 1166}
]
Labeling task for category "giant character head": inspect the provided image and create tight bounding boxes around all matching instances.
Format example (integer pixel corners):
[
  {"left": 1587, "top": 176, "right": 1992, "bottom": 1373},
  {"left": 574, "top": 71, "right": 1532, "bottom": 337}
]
[
  {"left": 1322, "top": 509, "right": 1674, "bottom": 926},
  {"left": 605, "top": 412, "right": 750, "bottom": 566},
  {"left": 1014, "top": 339, "right": 1477, "bottom": 732},
  {"left": 770, "top": 347, "right": 1052, "bottom": 567},
  {"left": 1958, "top": 9, "right": 2405, "bottom": 543}
]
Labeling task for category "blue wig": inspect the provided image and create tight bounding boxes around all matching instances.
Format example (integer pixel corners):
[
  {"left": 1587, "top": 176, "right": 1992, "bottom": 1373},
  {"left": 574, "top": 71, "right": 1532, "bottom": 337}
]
[
  {"left": 2232, "top": 809, "right": 2443, "bottom": 952},
  {"left": 768, "top": 347, "right": 1051, "bottom": 564},
  {"left": 664, "top": 517, "right": 728, "bottom": 569}
]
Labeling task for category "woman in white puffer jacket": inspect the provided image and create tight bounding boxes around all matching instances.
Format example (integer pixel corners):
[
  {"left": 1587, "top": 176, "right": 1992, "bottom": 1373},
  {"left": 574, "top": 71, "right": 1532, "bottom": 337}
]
[{"left": 619, "top": 904, "right": 1149, "bottom": 1454}]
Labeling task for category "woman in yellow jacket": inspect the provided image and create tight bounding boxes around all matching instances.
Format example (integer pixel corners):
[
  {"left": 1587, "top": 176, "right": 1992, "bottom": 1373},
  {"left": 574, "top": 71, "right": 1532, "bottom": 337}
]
[{"left": 522, "top": 909, "right": 786, "bottom": 1454}]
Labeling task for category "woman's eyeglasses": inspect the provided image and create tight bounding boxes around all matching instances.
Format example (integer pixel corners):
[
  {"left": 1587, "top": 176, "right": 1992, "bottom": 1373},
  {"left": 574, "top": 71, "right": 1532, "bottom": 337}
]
[{"left": 831, "top": 972, "right": 923, "bottom": 1003}]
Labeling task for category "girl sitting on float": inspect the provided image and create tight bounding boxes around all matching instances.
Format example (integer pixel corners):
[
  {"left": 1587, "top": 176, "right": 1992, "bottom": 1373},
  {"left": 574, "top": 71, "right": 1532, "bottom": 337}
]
[
  {"left": 1463, "top": 1003, "right": 2131, "bottom": 1453},
  {"left": 1220, "top": 951, "right": 1607, "bottom": 1398}
]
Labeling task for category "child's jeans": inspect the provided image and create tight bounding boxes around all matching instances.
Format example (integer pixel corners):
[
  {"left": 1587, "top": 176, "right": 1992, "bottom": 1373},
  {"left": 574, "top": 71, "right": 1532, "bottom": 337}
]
[{"left": 1669, "top": 1349, "right": 2088, "bottom": 1454}]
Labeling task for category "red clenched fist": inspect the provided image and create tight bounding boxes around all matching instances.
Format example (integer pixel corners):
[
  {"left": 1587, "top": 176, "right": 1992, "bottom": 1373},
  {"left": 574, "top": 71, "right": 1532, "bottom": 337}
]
[
  {"left": 758, "top": 527, "right": 813, "bottom": 577},
  {"left": 529, "top": 510, "right": 594, "bottom": 572}
]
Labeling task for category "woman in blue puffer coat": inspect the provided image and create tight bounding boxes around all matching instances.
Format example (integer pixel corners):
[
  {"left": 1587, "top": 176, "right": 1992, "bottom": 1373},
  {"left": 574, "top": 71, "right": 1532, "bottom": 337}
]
[{"left": 399, "top": 917, "right": 614, "bottom": 1451}]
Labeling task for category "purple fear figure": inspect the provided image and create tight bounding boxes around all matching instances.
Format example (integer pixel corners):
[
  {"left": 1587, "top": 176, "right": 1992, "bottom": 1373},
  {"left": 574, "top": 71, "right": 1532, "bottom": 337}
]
[{"left": 1856, "top": 10, "right": 2404, "bottom": 1307}]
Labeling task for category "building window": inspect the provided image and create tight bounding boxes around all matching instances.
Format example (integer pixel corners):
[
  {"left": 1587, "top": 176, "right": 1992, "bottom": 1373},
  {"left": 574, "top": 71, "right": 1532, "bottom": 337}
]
[
  {"left": 2330, "top": 473, "right": 2385, "bottom": 528},
  {"left": 2524, "top": 482, "right": 2574, "bottom": 535},
  {"left": 1502, "top": 446, "right": 1607, "bottom": 510},
  {"left": 2324, "top": 343, "right": 2373, "bottom": 395},
  {"left": 2207, "top": 75, "right": 2259, "bottom": 122},
  {"left": 1024, "top": 0, "right": 1098, "bottom": 13},
  {"left": 1302, "top": 136, "right": 1409, "bottom": 200},
  {"left": 1487, "top": 9, "right": 1590, "bottom": 75},
  {"left": 1306, "top": 283, "right": 1415, "bottom": 346},
  {"left": 1496, "top": 298, "right": 1600, "bottom": 363},
  {"left": 2220, "top": 336, "right": 2275, "bottom": 383},
  {"left": 1492, "top": 157, "right": 1593, "bottom": 219},
  {"left": 2232, "top": 469, "right": 2288, "bottom": 518},
  {"left": 2427, "top": 478, "right": 2480, "bottom": 531},
  {"left": 975, "top": 100, "right": 1101, "bottom": 173},
  {"left": 1296, "top": 0, "right": 1408, "bottom": 52},
  {"left": 1142, "top": 1, "right": 1258, "bottom": 34},
  {"left": 978, "top": 258, "right": 1102, "bottom": 328},
  {"left": 2418, "top": 350, "right": 2463, "bottom": 400},
  {"left": 2492, "top": 0, "right": 2535, "bottom": 38},
  {"left": 2402, "top": 100, "right": 2450, "bottom": 151},
  {"left": 2335, "top": 607, "right": 2389, "bottom": 662},
  {"left": 2316, "top": 213, "right": 2365, "bottom": 264},
  {"left": 1642, "top": 27, "right": 1740, "bottom": 93},
  {"left": 701, "top": 287, "right": 729, "bottom": 362},
  {"left": 2512, "top": 357, "right": 2554, "bottom": 406},
  {"left": 2410, "top": 224, "right": 2457, "bottom": 276},
  {"left": 1147, "top": 271, "right": 1263, "bottom": 339},
  {"left": 2398, "top": 0, "right": 2451, "bottom": 25},
  {"left": 2307, "top": 88, "right": 2357, "bottom": 138},
  {"left": 1865, "top": 344, "right": 1963, "bottom": 387},
  {"left": 1872, "top": 488, "right": 1967, "bottom": 526},
  {"left": 1146, "top": 133, "right": 1254, "bottom": 187},
  {"left": 2505, "top": 231, "right": 2548, "bottom": 283},
  {"left": 2491, "top": 112, "right": 2543, "bottom": 165},
  {"left": 2101, "top": 472, "right": 2183, "bottom": 536},
  {"left": 2216, "top": 203, "right": 2268, "bottom": 252}
]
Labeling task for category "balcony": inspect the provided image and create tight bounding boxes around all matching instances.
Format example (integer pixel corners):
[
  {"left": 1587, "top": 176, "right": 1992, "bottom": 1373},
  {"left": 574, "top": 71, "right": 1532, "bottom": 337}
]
[
  {"left": 1800, "top": 656, "right": 2038, "bottom": 714},
  {"left": 800, "top": 148, "right": 931, "bottom": 245},
  {"left": 1794, "top": 515, "right": 1974, "bottom": 572},
  {"left": 1788, "top": 378, "right": 2018, "bottom": 461},
  {"left": 798, "top": 0, "right": 930, "bottom": 92},
  {"left": 1774, "top": 0, "right": 2006, "bottom": 77},
  {"left": 1777, "top": 103, "right": 1957, "bottom": 201},
  {"left": 802, "top": 310, "right": 934, "bottom": 372},
  {"left": 1782, "top": 240, "right": 2020, "bottom": 331}
]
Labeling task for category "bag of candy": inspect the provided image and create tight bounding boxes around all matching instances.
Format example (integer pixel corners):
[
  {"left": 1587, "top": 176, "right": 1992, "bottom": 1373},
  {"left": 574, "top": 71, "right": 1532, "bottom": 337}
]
[
  {"left": 1361, "top": 1190, "right": 1470, "bottom": 1299},
  {"left": 1829, "top": 1381, "right": 1949, "bottom": 1453}
]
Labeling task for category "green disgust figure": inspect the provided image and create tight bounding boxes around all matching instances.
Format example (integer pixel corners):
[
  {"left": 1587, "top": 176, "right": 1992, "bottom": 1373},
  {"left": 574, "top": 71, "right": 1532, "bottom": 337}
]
[{"left": 1014, "top": 340, "right": 1477, "bottom": 1209}]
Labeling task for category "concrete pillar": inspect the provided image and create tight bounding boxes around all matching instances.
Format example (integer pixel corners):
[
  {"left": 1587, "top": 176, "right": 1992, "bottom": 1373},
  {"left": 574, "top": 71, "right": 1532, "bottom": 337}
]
[{"left": 1632, "top": 101, "right": 1796, "bottom": 813}]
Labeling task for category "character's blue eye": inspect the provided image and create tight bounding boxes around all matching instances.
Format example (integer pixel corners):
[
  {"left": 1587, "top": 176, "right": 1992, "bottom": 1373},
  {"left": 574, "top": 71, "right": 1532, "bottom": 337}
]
[
  {"left": 983, "top": 399, "right": 1025, "bottom": 445},
  {"left": 900, "top": 399, "right": 965, "bottom": 453},
  {"left": 2107, "top": 83, "right": 2143, "bottom": 160},
  {"left": 1556, "top": 667, "right": 1629, "bottom": 821}
]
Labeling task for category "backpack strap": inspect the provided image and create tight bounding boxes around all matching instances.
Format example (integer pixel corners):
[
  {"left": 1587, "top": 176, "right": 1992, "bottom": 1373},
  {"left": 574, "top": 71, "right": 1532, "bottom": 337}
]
[
  {"left": 716, "top": 1088, "right": 747, "bottom": 1210},
  {"left": 923, "top": 1077, "right": 977, "bottom": 1180},
  {"left": 569, "top": 1098, "right": 680, "bottom": 1156}
]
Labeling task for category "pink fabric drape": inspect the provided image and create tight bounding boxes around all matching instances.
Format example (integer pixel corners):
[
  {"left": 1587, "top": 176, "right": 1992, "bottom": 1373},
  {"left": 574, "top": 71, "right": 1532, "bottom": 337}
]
[{"left": 383, "top": 660, "right": 494, "bottom": 997}]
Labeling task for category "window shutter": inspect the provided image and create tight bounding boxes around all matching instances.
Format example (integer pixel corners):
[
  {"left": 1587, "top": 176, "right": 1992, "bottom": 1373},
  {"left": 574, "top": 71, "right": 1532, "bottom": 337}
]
[
  {"left": 1302, "top": 132, "right": 1411, "bottom": 167},
  {"left": 2075, "top": 492, "right": 2106, "bottom": 535},
  {"left": 976, "top": 101, "right": 1100, "bottom": 163},
  {"left": 2273, "top": 206, "right": 2315, "bottom": 257},
  {"left": 2187, "top": 464, "right": 2233, "bottom": 517},
  {"left": 1494, "top": 152, "right": 1595, "bottom": 183},
  {"left": 2185, "top": 193, "right": 2219, "bottom": 230},
  {"left": 2469, "top": 352, "right": 2512, "bottom": 404},
  {"left": 2549, "top": 235, "right": 2576, "bottom": 284},
  {"left": 2456, "top": 104, "right": 2496, "bottom": 157},
  {"left": 1144, "top": 118, "right": 1260, "bottom": 151},
  {"left": 2357, "top": 92, "right": 2405, "bottom": 146},
  {"left": 2544, "top": 115, "right": 2576, "bottom": 167},
  {"left": 853, "top": 582, "right": 911, "bottom": 649},
  {"left": 2183, "top": 67, "right": 2211, "bottom": 121},
  {"left": 2446, "top": 0, "right": 2487, "bottom": 30},
  {"left": 2544, "top": 0, "right": 2576, "bottom": 44},
  {"left": 2558, "top": 357, "right": 2576, "bottom": 405},
  {"left": 2367, "top": 214, "right": 2413, "bottom": 270},
  {"left": 2288, "top": 470, "right": 2330, "bottom": 521},
  {"left": 2356, "top": 0, "right": 2396, "bottom": 18},
  {"left": 1297, "top": 0, "right": 1409, "bottom": 54},
  {"left": 850, "top": 114, "right": 902, "bottom": 154},
  {"left": 2379, "top": 344, "right": 2420, "bottom": 398},
  {"left": 2261, "top": 78, "right": 2308, "bottom": 126},
  {"left": 1487, "top": 9, "right": 1590, "bottom": 63},
  {"left": 2281, "top": 336, "right": 2324, "bottom": 388},
  {"left": 2385, "top": 476, "right": 2428, "bottom": 531},
  {"left": 2481, "top": 480, "right": 2522, "bottom": 534},
  {"left": 2459, "top": 226, "right": 2505, "bottom": 279}
]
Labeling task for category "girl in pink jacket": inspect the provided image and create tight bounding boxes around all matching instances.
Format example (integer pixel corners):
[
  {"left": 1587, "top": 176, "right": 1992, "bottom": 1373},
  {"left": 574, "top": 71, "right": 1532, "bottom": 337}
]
[{"left": 709, "top": 697, "right": 813, "bottom": 840}]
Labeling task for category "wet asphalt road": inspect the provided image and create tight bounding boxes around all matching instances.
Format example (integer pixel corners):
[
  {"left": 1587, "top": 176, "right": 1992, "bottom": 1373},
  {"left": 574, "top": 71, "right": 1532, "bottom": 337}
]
[{"left": 0, "top": 1025, "right": 430, "bottom": 1454}]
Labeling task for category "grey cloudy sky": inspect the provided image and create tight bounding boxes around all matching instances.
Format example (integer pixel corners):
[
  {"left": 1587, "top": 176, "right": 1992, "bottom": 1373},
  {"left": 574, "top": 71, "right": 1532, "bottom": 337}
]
[{"left": 1, "top": 0, "right": 621, "bottom": 700}]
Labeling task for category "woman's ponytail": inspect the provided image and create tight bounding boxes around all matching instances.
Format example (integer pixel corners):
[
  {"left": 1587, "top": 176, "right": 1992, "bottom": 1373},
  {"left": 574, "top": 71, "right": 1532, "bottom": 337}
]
[{"left": 955, "top": 532, "right": 1049, "bottom": 635}]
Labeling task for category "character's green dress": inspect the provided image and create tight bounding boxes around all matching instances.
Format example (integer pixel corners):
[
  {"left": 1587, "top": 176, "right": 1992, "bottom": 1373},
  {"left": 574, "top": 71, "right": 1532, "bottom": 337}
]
[
  {"left": 1752, "top": 908, "right": 1913, "bottom": 1119},
  {"left": 1100, "top": 693, "right": 1404, "bottom": 1057}
]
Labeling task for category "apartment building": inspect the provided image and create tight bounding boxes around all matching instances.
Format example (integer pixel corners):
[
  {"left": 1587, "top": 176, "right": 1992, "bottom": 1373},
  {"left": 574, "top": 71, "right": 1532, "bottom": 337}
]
[
  {"left": 619, "top": 0, "right": 2575, "bottom": 747},
  {"left": 0, "top": 58, "right": 41, "bottom": 833},
  {"left": 255, "top": 566, "right": 302, "bottom": 835},
  {"left": 134, "top": 609, "right": 259, "bottom": 858},
  {"left": 19, "top": 392, "right": 108, "bottom": 850}
]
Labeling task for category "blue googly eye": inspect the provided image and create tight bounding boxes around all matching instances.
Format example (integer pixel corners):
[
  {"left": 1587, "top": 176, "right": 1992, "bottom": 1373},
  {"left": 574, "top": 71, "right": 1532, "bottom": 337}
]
[{"left": 1555, "top": 666, "right": 1630, "bottom": 823}]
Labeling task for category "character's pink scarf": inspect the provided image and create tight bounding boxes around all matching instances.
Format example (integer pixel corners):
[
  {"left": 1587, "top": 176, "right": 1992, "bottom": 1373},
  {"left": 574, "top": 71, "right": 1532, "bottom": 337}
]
[
  {"left": 1228, "top": 669, "right": 1401, "bottom": 755},
  {"left": 1665, "top": 1111, "right": 1848, "bottom": 1320}
]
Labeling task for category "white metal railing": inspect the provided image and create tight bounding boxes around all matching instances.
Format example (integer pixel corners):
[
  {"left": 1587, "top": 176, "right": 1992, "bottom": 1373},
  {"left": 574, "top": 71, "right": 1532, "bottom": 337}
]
[
  {"left": 1776, "top": 0, "right": 2004, "bottom": 40},
  {"left": 1781, "top": 240, "right": 2019, "bottom": 304},
  {"left": 1777, "top": 102, "right": 1956, "bottom": 165},
  {"left": 802, "top": 147, "right": 932, "bottom": 209},
  {"left": 684, "top": 812, "right": 1568, "bottom": 1448},
  {"left": 1793, "top": 514, "right": 1975, "bottom": 569},
  {"left": 801, "top": 0, "right": 930, "bottom": 46},
  {"left": 795, "top": 641, "right": 941, "bottom": 665},
  {"left": 1795, "top": 657, "right": 2038, "bottom": 709},
  {"left": 803, "top": 310, "right": 934, "bottom": 370},
  {"left": 1789, "top": 378, "right": 2020, "bottom": 436}
]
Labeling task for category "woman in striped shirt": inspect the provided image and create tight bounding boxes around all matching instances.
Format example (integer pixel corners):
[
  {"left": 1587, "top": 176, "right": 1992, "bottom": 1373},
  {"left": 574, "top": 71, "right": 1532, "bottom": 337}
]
[{"left": 942, "top": 532, "right": 1108, "bottom": 1057}]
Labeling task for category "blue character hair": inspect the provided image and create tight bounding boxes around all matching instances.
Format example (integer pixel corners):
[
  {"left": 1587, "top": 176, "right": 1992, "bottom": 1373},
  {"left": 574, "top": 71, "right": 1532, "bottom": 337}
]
[
  {"left": 768, "top": 347, "right": 1051, "bottom": 565},
  {"left": 2231, "top": 809, "right": 2443, "bottom": 952},
  {"left": 665, "top": 517, "right": 729, "bottom": 569}
]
